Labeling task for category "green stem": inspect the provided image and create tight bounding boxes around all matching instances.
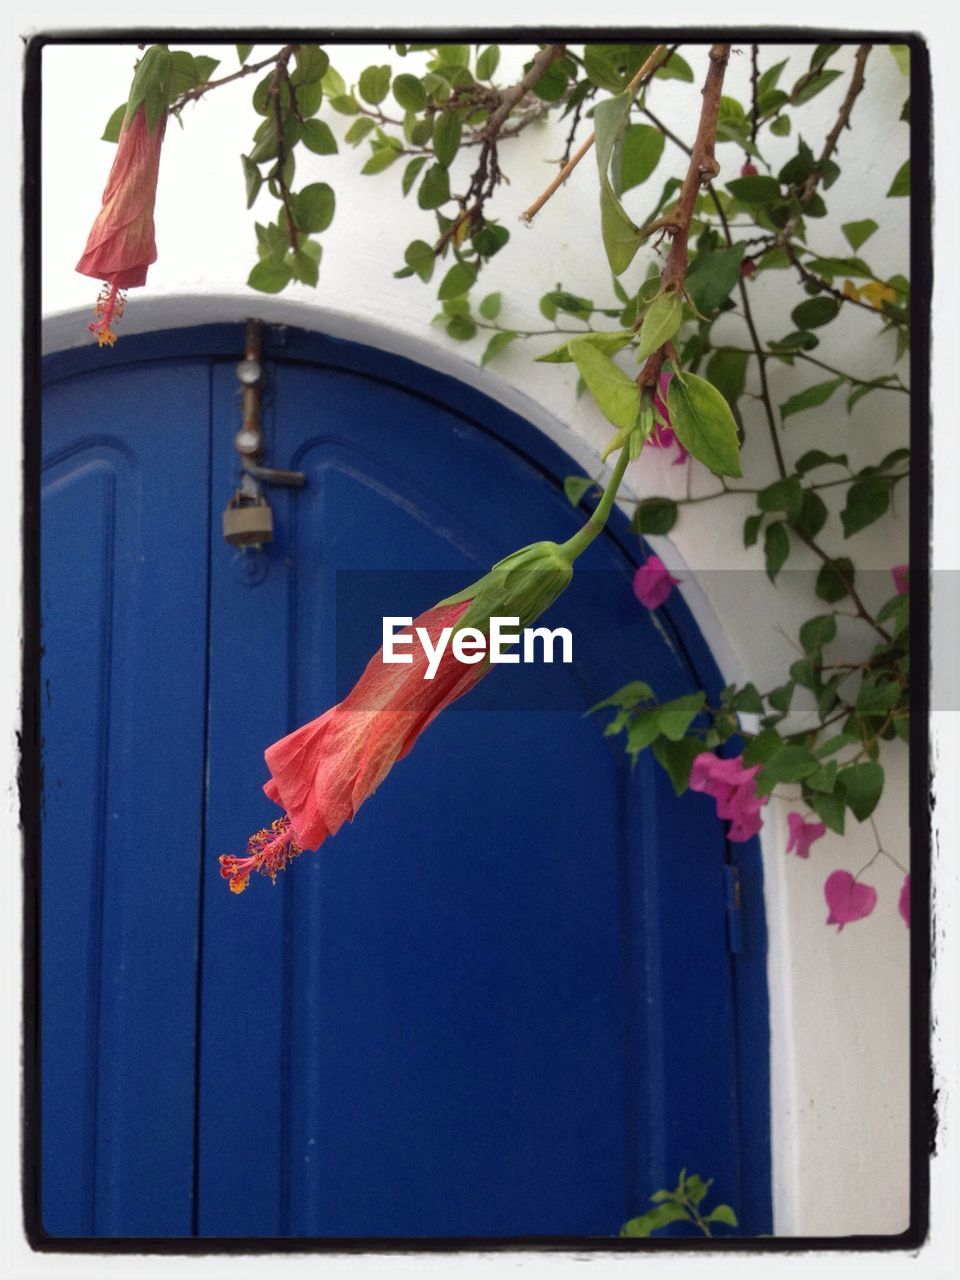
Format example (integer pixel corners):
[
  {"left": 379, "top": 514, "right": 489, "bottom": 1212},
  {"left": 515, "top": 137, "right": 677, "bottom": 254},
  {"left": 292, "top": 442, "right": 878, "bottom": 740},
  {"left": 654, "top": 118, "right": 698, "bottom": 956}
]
[{"left": 560, "top": 446, "right": 632, "bottom": 562}]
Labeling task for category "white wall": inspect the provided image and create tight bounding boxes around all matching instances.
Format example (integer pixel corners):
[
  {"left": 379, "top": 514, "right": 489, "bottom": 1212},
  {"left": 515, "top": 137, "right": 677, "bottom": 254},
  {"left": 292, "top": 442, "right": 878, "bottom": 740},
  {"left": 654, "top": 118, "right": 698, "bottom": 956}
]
[{"left": 39, "top": 38, "right": 912, "bottom": 1237}]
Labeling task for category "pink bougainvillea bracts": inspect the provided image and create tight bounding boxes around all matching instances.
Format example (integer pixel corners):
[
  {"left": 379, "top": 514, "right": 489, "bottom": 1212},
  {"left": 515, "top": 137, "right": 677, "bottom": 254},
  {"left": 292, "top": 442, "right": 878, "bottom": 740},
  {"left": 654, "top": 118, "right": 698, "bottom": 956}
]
[
  {"left": 689, "top": 752, "right": 765, "bottom": 842},
  {"left": 220, "top": 599, "right": 486, "bottom": 893},
  {"left": 824, "top": 870, "right": 877, "bottom": 930},
  {"left": 76, "top": 104, "right": 167, "bottom": 346},
  {"left": 786, "top": 811, "right": 827, "bottom": 859},
  {"left": 633, "top": 555, "right": 680, "bottom": 609},
  {"left": 648, "top": 373, "right": 689, "bottom": 465},
  {"left": 892, "top": 564, "right": 909, "bottom": 595},
  {"left": 898, "top": 874, "right": 911, "bottom": 928}
]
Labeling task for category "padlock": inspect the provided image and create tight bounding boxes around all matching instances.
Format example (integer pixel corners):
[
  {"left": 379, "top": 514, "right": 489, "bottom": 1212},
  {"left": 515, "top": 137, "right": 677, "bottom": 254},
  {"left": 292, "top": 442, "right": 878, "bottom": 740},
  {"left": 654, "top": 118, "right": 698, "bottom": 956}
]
[{"left": 222, "top": 491, "right": 274, "bottom": 547}]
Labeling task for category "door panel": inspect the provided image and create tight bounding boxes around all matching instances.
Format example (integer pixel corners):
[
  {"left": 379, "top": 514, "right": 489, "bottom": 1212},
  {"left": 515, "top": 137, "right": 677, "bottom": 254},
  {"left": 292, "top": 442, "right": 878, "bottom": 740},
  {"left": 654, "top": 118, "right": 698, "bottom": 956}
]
[{"left": 40, "top": 363, "right": 212, "bottom": 1235}]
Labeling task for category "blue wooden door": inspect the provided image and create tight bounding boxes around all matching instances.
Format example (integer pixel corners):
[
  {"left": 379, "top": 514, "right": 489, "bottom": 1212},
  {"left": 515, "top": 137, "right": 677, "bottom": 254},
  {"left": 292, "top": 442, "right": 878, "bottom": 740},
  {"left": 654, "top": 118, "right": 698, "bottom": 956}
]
[{"left": 39, "top": 325, "right": 769, "bottom": 1241}]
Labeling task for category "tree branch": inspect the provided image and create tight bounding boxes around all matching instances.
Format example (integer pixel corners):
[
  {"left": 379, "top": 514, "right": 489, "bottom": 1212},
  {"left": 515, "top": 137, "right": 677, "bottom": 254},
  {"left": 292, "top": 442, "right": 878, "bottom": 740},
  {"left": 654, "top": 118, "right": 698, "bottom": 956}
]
[
  {"left": 636, "top": 43, "right": 730, "bottom": 391},
  {"left": 519, "top": 44, "right": 670, "bottom": 224}
]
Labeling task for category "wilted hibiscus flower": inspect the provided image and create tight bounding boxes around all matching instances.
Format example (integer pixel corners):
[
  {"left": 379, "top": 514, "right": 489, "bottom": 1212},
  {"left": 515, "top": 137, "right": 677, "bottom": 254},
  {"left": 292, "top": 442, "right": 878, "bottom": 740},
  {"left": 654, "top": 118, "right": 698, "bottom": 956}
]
[
  {"left": 76, "top": 48, "right": 169, "bottom": 346},
  {"left": 221, "top": 541, "right": 576, "bottom": 892}
]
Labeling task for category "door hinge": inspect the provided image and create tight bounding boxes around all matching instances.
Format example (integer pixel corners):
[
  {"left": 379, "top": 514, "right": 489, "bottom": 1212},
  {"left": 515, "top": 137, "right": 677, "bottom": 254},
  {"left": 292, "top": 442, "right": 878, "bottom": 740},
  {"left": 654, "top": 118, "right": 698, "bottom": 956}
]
[{"left": 724, "top": 863, "right": 742, "bottom": 955}]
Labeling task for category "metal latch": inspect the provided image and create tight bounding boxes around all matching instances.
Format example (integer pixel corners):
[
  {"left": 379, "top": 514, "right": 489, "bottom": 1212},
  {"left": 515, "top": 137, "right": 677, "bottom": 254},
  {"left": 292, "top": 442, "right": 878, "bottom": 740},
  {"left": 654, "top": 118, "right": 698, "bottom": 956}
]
[{"left": 222, "top": 319, "right": 306, "bottom": 547}]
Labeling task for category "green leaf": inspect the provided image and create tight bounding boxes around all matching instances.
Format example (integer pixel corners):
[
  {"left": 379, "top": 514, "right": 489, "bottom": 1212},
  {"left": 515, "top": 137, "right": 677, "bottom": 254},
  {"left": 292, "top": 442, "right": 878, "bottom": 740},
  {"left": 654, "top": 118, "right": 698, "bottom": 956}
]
[
  {"left": 568, "top": 338, "right": 641, "bottom": 431},
  {"left": 768, "top": 681, "right": 795, "bottom": 714},
  {"left": 888, "top": 159, "right": 910, "bottom": 198},
  {"left": 807, "top": 760, "right": 839, "bottom": 794},
  {"left": 770, "top": 114, "right": 792, "bottom": 136},
  {"left": 626, "top": 709, "right": 662, "bottom": 756},
  {"left": 791, "top": 297, "right": 841, "bottom": 330},
  {"left": 564, "top": 475, "right": 594, "bottom": 507},
  {"left": 612, "top": 124, "right": 665, "bottom": 196},
  {"left": 531, "top": 59, "right": 569, "bottom": 102},
  {"left": 684, "top": 1175, "right": 713, "bottom": 1206},
  {"left": 295, "top": 182, "right": 335, "bottom": 232},
  {"left": 685, "top": 244, "right": 746, "bottom": 314},
  {"left": 445, "top": 313, "right": 476, "bottom": 341},
  {"left": 535, "top": 330, "right": 633, "bottom": 364},
  {"left": 727, "top": 174, "right": 782, "bottom": 204},
  {"left": 433, "top": 111, "right": 463, "bottom": 167},
  {"left": 705, "top": 1204, "right": 738, "bottom": 1229},
  {"left": 731, "top": 683, "right": 764, "bottom": 714},
  {"left": 480, "top": 330, "right": 516, "bottom": 367},
  {"left": 796, "top": 449, "right": 848, "bottom": 474},
  {"left": 401, "top": 239, "right": 434, "bottom": 283},
  {"left": 101, "top": 102, "right": 127, "bottom": 143},
  {"left": 359, "top": 64, "right": 391, "bottom": 106},
  {"left": 344, "top": 116, "right": 376, "bottom": 146},
  {"left": 392, "top": 73, "right": 427, "bottom": 111},
  {"left": 589, "top": 680, "right": 654, "bottom": 715},
  {"left": 328, "top": 93, "right": 359, "bottom": 116},
  {"left": 291, "top": 46, "right": 328, "bottom": 86},
  {"left": 247, "top": 258, "right": 292, "bottom": 293},
  {"left": 890, "top": 44, "right": 910, "bottom": 75},
  {"left": 657, "top": 692, "right": 706, "bottom": 742},
  {"left": 241, "top": 155, "right": 262, "bottom": 209},
  {"left": 476, "top": 45, "right": 500, "bottom": 80},
  {"left": 841, "top": 477, "right": 892, "bottom": 537},
  {"left": 400, "top": 156, "right": 428, "bottom": 197},
  {"left": 781, "top": 378, "right": 844, "bottom": 421},
  {"left": 856, "top": 679, "right": 900, "bottom": 716},
  {"left": 636, "top": 292, "right": 683, "bottom": 361},
  {"left": 743, "top": 513, "right": 763, "bottom": 548},
  {"left": 743, "top": 728, "right": 783, "bottom": 766},
  {"left": 756, "top": 745, "right": 820, "bottom": 792},
  {"left": 237, "top": 44, "right": 253, "bottom": 65},
  {"left": 667, "top": 373, "right": 742, "bottom": 478},
  {"left": 300, "top": 118, "right": 337, "bottom": 155},
  {"left": 594, "top": 94, "right": 644, "bottom": 275},
  {"left": 793, "top": 490, "right": 828, "bottom": 540},
  {"left": 621, "top": 1202, "right": 689, "bottom": 1238},
  {"left": 839, "top": 762, "right": 884, "bottom": 821},
  {"left": 288, "top": 246, "right": 320, "bottom": 287},
  {"left": 478, "top": 292, "right": 501, "bottom": 321},
  {"left": 764, "top": 522, "right": 790, "bottom": 581},
  {"left": 816, "top": 557, "right": 854, "bottom": 603},
  {"left": 809, "top": 788, "right": 846, "bottom": 834},
  {"left": 583, "top": 45, "right": 625, "bottom": 92},
  {"left": 705, "top": 349, "right": 748, "bottom": 409},
  {"left": 792, "top": 68, "right": 843, "bottom": 106},
  {"left": 600, "top": 183, "right": 644, "bottom": 277},
  {"left": 758, "top": 476, "right": 803, "bottom": 522},
  {"left": 656, "top": 52, "right": 694, "bottom": 82},
  {"left": 651, "top": 735, "right": 702, "bottom": 796},
  {"left": 437, "top": 261, "right": 477, "bottom": 300},
  {"left": 758, "top": 58, "right": 788, "bottom": 96},
  {"left": 842, "top": 219, "right": 879, "bottom": 252},
  {"left": 632, "top": 497, "right": 678, "bottom": 535},
  {"left": 361, "top": 146, "right": 401, "bottom": 175},
  {"left": 417, "top": 162, "right": 450, "bottom": 209},
  {"left": 800, "top": 614, "right": 837, "bottom": 653}
]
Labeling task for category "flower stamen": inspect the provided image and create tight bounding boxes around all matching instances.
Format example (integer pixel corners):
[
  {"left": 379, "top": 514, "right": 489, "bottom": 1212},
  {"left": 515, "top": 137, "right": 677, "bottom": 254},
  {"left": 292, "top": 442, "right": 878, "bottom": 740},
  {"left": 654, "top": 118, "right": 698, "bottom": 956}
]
[
  {"left": 87, "top": 282, "right": 126, "bottom": 348},
  {"left": 218, "top": 815, "right": 303, "bottom": 894}
]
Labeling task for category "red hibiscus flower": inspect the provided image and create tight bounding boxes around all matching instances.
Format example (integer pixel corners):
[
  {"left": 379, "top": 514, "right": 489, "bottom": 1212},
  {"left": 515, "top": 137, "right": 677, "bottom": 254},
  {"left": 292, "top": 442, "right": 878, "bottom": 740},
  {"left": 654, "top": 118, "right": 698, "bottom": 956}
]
[
  {"left": 76, "top": 102, "right": 166, "bottom": 346},
  {"left": 221, "top": 541, "right": 575, "bottom": 892}
]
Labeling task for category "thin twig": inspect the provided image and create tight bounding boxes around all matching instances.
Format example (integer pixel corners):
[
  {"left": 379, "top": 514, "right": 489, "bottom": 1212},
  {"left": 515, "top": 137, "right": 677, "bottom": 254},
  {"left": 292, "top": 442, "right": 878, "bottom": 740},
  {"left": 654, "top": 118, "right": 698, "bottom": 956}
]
[
  {"left": 519, "top": 43, "right": 670, "bottom": 224},
  {"left": 171, "top": 46, "right": 296, "bottom": 112},
  {"left": 779, "top": 45, "right": 871, "bottom": 243}
]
